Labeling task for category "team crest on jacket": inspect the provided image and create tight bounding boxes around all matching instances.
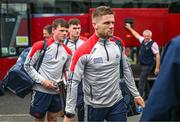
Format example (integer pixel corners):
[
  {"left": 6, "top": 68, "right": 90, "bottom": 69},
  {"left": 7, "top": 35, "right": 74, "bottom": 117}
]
[
  {"left": 93, "top": 57, "right": 103, "bottom": 64},
  {"left": 62, "top": 56, "right": 65, "bottom": 60},
  {"left": 116, "top": 54, "right": 120, "bottom": 58},
  {"left": 44, "top": 54, "right": 53, "bottom": 60}
]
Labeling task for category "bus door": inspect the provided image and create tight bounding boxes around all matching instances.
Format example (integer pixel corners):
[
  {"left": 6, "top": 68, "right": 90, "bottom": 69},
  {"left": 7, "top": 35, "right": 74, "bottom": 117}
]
[{"left": 0, "top": 1, "right": 31, "bottom": 80}]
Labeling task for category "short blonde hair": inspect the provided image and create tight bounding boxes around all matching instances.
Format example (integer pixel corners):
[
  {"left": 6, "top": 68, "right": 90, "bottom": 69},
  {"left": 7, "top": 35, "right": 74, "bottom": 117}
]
[
  {"left": 92, "top": 6, "right": 114, "bottom": 19},
  {"left": 143, "top": 29, "right": 152, "bottom": 37}
]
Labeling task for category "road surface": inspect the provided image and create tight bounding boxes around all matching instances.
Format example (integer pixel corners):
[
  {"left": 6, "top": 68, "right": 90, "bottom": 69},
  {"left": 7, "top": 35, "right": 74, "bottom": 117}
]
[{"left": 0, "top": 91, "right": 141, "bottom": 122}]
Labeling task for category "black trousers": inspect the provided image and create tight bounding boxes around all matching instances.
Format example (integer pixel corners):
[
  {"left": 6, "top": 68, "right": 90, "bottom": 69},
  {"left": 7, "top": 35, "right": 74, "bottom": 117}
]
[{"left": 138, "top": 64, "right": 153, "bottom": 100}]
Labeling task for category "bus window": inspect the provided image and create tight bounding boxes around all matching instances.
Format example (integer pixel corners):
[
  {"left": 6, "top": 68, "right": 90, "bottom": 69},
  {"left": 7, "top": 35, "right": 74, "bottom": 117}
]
[
  {"left": 0, "top": 2, "right": 30, "bottom": 57},
  {"left": 31, "top": 0, "right": 90, "bottom": 14},
  {"left": 169, "top": 1, "right": 180, "bottom": 13},
  {"left": 111, "top": 0, "right": 168, "bottom": 8},
  {"left": 90, "top": 0, "right": 111, "bottom": 8}
]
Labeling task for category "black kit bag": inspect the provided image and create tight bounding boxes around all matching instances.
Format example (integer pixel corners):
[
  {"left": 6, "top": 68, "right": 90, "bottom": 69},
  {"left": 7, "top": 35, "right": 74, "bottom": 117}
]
[
  {"left": 0, "top": 40, "right": 47, "bottom": 98},
  {"left": 115, "top": 37, "right": 139, "bottom": 116},
  {"left": 0, "top": 80, "right": 5, "bottom": 96}
]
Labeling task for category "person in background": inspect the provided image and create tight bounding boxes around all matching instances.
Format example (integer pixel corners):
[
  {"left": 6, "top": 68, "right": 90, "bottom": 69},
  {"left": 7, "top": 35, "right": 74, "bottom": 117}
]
[
  {"left": 64, "top": 6, "right": 144, "bottom": 122},
  {"left": 64, "top": 18, "right": 87, "bottom": 121},
  {"left": 24, "top": 19, "right": 71, "bottom": 122},
  {"left": 43, "top": 24, "right": 52, "bottom": 40},
  {"left": 125, "top": 23, "right": 160, "bottom": 100},
  {"left": 141, "top": 35, "right": 180, "bottom": 121},
  {"left": 65, "top": 18, "right": 87, "bottom": 54}
]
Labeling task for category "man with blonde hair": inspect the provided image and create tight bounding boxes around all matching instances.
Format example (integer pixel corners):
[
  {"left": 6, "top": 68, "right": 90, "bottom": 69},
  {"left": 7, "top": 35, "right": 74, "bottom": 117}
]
[{"left": 64, "top": 6, "right": 144, "bottom": 122}]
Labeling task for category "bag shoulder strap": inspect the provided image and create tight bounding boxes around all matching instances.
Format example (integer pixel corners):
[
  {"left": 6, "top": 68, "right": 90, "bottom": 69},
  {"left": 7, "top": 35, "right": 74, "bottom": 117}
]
[
  {"left": 64, "top": 38, "right": 69, "bottom": 45},
  {"left": 62, "top": 38, "right": 69, "bottom": 80},
  {"left": 34, "top": 40, "right": 47, "bottom": 71},
  {"left": 113, "top": 37, "right": 124, "bottom": 78}
]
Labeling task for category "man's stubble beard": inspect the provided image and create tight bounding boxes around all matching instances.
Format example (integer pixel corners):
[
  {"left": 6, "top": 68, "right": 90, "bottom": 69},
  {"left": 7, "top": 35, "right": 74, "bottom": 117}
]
[{"left": 99, "top": 32, "right": 113, "bottom": 39}]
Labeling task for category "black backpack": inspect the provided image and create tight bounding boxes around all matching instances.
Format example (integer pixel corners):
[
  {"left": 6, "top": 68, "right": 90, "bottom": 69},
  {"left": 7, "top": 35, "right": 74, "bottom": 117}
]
[
  {"left": 114, "top": 37, "right": 139, "bottom": 116},
  {"left": 0, "top": 40, "right": 47, "bottom": 98}
]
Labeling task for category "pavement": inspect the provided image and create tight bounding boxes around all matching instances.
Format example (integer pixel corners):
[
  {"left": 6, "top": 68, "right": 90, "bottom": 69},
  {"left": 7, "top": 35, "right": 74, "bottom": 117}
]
[{"left": 0, "top": 91, "right": 141, "bottom": 122}]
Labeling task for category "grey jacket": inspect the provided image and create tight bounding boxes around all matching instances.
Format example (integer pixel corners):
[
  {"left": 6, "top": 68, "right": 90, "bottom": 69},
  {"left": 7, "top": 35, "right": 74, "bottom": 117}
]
[
  {"left": 24, "top": 38, "right": 72, "bottom": 94},
  {"left": 65, "top": 34, "right": 139, "bottom": 114}
]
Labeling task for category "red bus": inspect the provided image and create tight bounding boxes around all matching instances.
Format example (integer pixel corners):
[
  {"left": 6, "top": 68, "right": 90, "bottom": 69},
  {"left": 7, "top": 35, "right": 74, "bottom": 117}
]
[{"left": 0, "top": 0, "right": 180, "bottom": 80}]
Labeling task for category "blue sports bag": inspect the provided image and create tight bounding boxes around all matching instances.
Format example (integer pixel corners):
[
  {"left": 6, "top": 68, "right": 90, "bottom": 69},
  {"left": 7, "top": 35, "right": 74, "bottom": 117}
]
[{"left": 1, "top": 40, "right": 47, "bottom": 98}]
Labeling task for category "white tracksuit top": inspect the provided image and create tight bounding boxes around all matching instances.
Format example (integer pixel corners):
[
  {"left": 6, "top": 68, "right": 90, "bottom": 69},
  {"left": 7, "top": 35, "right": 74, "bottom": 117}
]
[
  {"left": 24, "top": 37, "right": 72, "bottom": 94},
  {"left": 65, "top": 34, "right": 140, "bottom": 114}
]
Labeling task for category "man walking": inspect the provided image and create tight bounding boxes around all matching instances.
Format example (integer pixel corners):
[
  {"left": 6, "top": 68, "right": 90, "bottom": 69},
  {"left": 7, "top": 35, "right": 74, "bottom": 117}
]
[
  {"left": 65, "top": 18, "right": 87, "bottom": 121},
  {"left": 24, "top": 19, "right": 71, "bottom": 122},
  {"left": 64, "top": 6, "right": 144, "bottom": 122}
]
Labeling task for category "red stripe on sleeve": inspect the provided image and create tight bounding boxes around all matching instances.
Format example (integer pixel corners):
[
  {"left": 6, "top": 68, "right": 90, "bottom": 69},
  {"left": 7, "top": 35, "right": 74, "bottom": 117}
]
[
  {"left": 110, "top": 36, "right": 125, "bottom": 47},
  {"left": 29, "top": 41, "right": 44, "bottom": 58},
  {"left": 29, "top": 37, "right": 54, "bottom": 58},
  {"left": 80, "top": 36, "right": 88, "bottom": 41},
  {"left": 70, "top": 34, "right": 98, "bottom": 72}
]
